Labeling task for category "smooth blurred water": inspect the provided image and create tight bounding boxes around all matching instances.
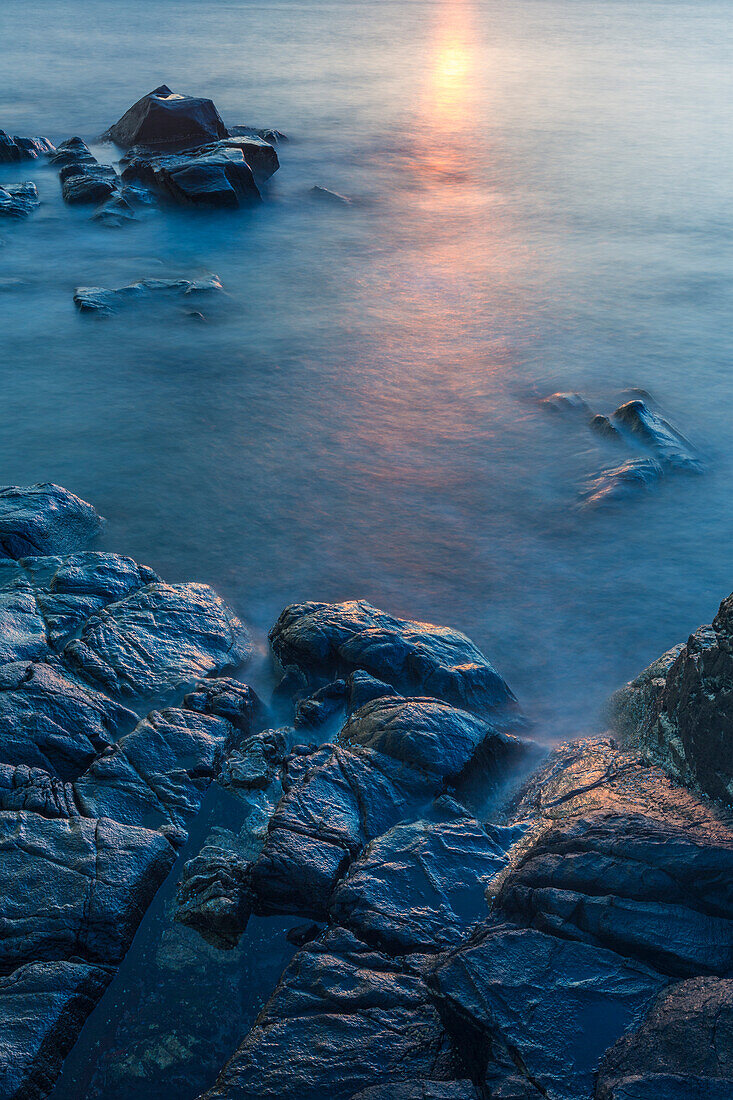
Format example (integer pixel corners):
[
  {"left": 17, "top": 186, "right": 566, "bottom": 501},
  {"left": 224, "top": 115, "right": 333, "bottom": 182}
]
[{"left": 2, "top": 0, "right": 733, "bottom": 742}]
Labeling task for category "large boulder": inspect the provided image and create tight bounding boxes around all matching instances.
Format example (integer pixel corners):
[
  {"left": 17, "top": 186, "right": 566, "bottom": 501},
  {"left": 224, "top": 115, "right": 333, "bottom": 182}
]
[
  {"left": 269, "top": 600, "right": 518, "bottom": 721},
  {"left": 102, "top": 85, "right": 228, "bottom": 149},
  {"left": 608, "top": 592, "right": 733, "bottom": 805},
  {"left": 201, "top": 928, "right": 460, "bottom": 1100},
  {"left": 121, "top": 147, "right": 261, "bottom": 208}
]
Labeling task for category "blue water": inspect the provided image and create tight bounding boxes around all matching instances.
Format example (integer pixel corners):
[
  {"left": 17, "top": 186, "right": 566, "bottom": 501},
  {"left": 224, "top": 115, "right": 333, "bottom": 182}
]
[{"left": 3, "top": 0, "right": 733, "bottom": 1095}]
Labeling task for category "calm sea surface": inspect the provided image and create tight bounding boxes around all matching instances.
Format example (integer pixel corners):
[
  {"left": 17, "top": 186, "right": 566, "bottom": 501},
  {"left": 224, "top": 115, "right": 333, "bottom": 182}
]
[{"left": 1, "top": 0, "right": 732, "bottom": 1092}]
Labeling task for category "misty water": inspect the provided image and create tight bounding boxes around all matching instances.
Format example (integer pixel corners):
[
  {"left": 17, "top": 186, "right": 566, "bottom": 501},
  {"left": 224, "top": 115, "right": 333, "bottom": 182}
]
[{"left": 2, "top": 0, "right": 733, "bottom": 1094}]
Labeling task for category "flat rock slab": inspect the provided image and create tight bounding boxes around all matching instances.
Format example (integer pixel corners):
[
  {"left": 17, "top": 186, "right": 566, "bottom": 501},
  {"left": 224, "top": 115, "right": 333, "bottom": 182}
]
[
  {"left": 201, "top": 928, "right": 458, "bottom": 1100},
  {"left": 74, "top": 275, "right": 223, "bottom": 315},
  {"left": 269, "top": 599, "right": 518, "bottom": 720}
]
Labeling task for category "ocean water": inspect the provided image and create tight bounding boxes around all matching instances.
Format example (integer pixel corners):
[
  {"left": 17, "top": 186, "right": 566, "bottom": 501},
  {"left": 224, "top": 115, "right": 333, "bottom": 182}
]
[{"left": 1, "top": 0, "right": 733, "bottom": 1092}]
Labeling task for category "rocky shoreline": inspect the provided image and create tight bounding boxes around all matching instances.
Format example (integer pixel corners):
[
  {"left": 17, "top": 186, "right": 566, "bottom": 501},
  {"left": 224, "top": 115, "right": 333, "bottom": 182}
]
[{"left": 0, "top": 484, "right": 730, "bottom": 1099}]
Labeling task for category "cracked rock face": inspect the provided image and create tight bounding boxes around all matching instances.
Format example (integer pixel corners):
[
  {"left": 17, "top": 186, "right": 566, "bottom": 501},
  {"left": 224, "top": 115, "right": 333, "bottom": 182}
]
[
  {"left": 609, "top": 590, "right": 733, "bottom": 805},
  {"left": 269, "top": 599, "right": 519, "bottom": 721},
  {"left": 0, "top": 483, "right": 252, "bottom": 1099}
]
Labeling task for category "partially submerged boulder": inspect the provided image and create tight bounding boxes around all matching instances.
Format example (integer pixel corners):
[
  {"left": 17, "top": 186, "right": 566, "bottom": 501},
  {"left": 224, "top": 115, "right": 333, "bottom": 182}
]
[
  {"left": 121, "top": 146, "right": 262, "bottom": 207},
  {"left": 580, "top": 458, "right": 663, "bottom": 507},
  {"left": 0, "top": 131, "right": 54, "bottom": 163},
  {"left": 612, "top": 399, "right": 703, "bottom": 472},
  {"left": 269, "top": 600, "right": 518, "bottom": 721},
  {"left": 0, "top": 182, "right": 40, "bottom": 218},
  {"left": 175, "top": 844, "right": 251, "bottom": 949},
  {"left": 73, "top": 274, "right": 223, "bottom": 315},
  {"left": 102, "top": 85, "right": 228, "bottom": 150}
]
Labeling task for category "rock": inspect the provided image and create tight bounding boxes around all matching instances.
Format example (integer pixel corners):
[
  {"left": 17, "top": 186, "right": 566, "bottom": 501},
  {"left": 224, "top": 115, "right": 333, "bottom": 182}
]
[
  {"left": 310, "top": 185, "right": 352, "bottom": 205},
  {"left": 0, "top": 660, "right": 135, "bottom": 777},
  {"left": 609, "top": 593, "right": 733, "bottom": 805},
  {"left": 49, "top": 137, "right": 95, "bottom": 170},
  {"left": 269, "top": 600, "right": 518, "bottom": 721},
  {"left": 285, "top": 921, "right": 322, "bottom": 947},
  {"left": 200, "top": 928, "right": 459, "bottom": 1100},
  {"left": 351, "top": 1085, "right": 481, "bottom": 1100},
  {"left": 73, "top": 707, "right": 235, "bottom": 841},
  {"left": 230, "top": 124, "right": 288, "bottom": 144},
  {"left": 175, "top": 844, "right": 251, "bottom": 949},
  {"left": 590, "top": 413, "right": 623, "bottom": 440},
  {"left": 611, "top": 400, "right": 703, "bottom": 472},
  {"left": 580, "top": 458, "right": 663, "bottom": 507},
  {"left": 103, "top": 85, "right": 228, "bottom": 149},
  {"left": 219, "top": 729, "right": 288, "bottom": 790},
  {"left": 0, "top": 562, "right": 50, "bottom": 664},
  {"left": 184, "top": 676, "right": 263, "bottom": 734},
  {"left": 329, "top": 797, "right": 510, "bottom": 953},
  {"left": 73, "top": 274, "right": 223, "bottom": 315},
  {"left": 91, "top": 192, "right": 137, "bottom": 226},
  {"left": 0, "top": 131, "right": 54, "bottom": 162},
  {"left": 0, "top": 960, "right": 110, "bottom": 1100},
  {"left": 596, "top": 977, "right": 733, "bottom": 1100},
  {"left": 62, "top": 580, "right": 249, "bottom": 702},
  {"left": 121, "top": 146, "right": 261, "bottom": 208},
  {"left": 0, "top": 483, "right": 103, "bottom": 559},
  {"left": 540, "top": 391, "right": 591, "bottom": 415},
  {"left": 340, "top": 695, "right": 524, "bottom": 784},
  {"left": 345, "top": 670, "right": 401, "bottom": 714},
  {"left": 0, "top": 182, "right": 40, "bottom": 218},
  {"left": 208, "top": 136, "right": 279, "bottom": 183},
  {"left": 294, "top": 678, "right": 346, "bottom": 729},
  {"left": 430, "top": 923, "right": 665, "bottom": 1100},
  {"left": 60, "top": 162, "right": 118, "bottom": 205}
]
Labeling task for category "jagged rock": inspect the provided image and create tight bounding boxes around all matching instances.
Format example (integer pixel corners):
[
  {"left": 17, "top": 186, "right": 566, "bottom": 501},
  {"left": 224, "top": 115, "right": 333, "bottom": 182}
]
[
  {"left": 0, "top": 660, "right": 134, "bottom": 777},
  {"left": 49, "top": 137, "right": 95, "bottom": 170},
  {"left": 230, "top": 124, "right": 288, "bottom": 144},
  {"left": 351, "top": 1085, "right": 481, "bottom": 1100},
  {"left": 340, "top": 696, "right": 523, "bottom": 783},
  {"left": 294, "top": 679, "right": 346, "bottom": 728},
  {"left": 73, "top": 707, "right": 234, "bottom": 841},
  {"left": 73, "top": 275, "right": 223, "bottom": 315},
  {"left": 596, "top": 977, "right": 733, "bottom": 1099},
  {"left": 329, "top": 797, "right": 510, "bottom": 953},
  {"left": 0, "top": 483, "right": 103, "bottom": 559},
  {"left": 430, "top": 922, "right": 665, "bottom": 1100},
  {"left": 0, "top": 131, "right": 54, "bottom": 162},
  {"left": 219, "top": 728, "right": 288, "bottom": 790},
  {"left": 201, "top": 928, "right": 459, "bottom": 1100},
  {"left": 175, "top": 844, "right": 251, "bottom": 949},
  {"left": 345, "top": 670, "right": 401, "bottom": 714},
  {"left": 184, "top": 676, "right": 262, "bottom": 734},
  {"left": 540, "top": 391, "right": 592, "bottom": 415},
  {"left": 612, "top": 400, "right": 703, "bottom": 472},
  {"left": 580, "top": 458, "right": 663, "bottom": 507},
  {"left": 285, "top": 921, "right": 322, "bottom": 947},
  {"left": 590, "top": 413, "right": 623, "bottom": 440},
  {"left": 609, "top": 593, "right": 733, "bottom": 805},
  {"left": 62, "top": 580, "right": 249, "bottom": 702},
  {"left": 103, "top": 85, "right": 228, "bottom": 149},
  {"left": 121, "top": 145, "right": 261, "bottom": 208},
  {"left": 0, "top": 182, "right": 40, "bottom": 218},
  {"left": 0, "top": 562, "right": 49, "bottom": 664},
  {"left": 0, "top": 960, "right": 110, "bottom": 1100},
  {"left": 310, "top": 185, "right": 351, "bottom": 205},
  {"left": 59, "top": 161, "right": 118, "bottom": 205},
  {"left": 208, "top": 136, "right": 279, "bottom": 182},
  {"left": 91, "top": 192, "right": 137, "bottom": 226},
  {"left": 269, "top": 600, "right": 518, "bottom": 721}
]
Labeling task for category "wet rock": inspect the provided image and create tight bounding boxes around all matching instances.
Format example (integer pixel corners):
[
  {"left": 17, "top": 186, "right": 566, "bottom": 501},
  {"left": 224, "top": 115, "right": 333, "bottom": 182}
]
[
  {"left": 612, "top": 400, "right": 703, "bottom": 472},
  {"left": 230, "top": 124, "right": 288, "bottom": 144},
  {"left": 201, "top": 928, "right": 459, "bottom": 1100},
  {"left": 351, "top": 1085, "right": 481, "bottom": 1100},
  {"left": 0, "top": 130, "right": 54, "bottom": 162},
  {"left": 0, "top": 181, "right": 40, "bottom": 218},
  {"left": 580, "top": 458, "right": 663, "bottom": 507},
  {"left": 285, "top": 921, "right": 322, "bottom": 947},
  {"left": 73, "top": 274, "right": 223, "bottom": 315},
  {"left": 62, "top": 580, "right": 249, "bottom": 703},
  {"left": 91, "top": 192, "right": 137, "bottom": 226},
  {"left": 269, "top": 600, "right": 518, "bottom": 721},
  {"left": 340, "top": 695, "right": 523, "bottom": 783},
  {"left": 0, "top": 483, "right": 103, "bottom": 559},
  {"left": 590, "top": 413, "right": 623, "bottom": 440},
  {"left": 49, "top": 137, "right": 95, "bottom": 170},
  {"left": 293, "top": 678, "right": 346, "bottom": 729},
  {"left": 0, "top": 562, "right": 49, "bottom": 664},
  {"left": 60, "top": 161, "right": 118, "bottom": 205},
  {"left": 609, "top": 592, "right": 733, "bottom": 805},
  {"left": 184, "top": 676, "right": 263, "bottom": 735},
  {"left": 122, "top": 145, "right": 261, "bottom": 208},
  {"left": 0, "top": 660, "right": 134, "bottom": 777},
  {"left": 219, "top": 729, "right": 288, "bottom": 790},
  {"left": 330, "top": 797, "right": 510, "bottom": 953},
  {"left": 73, "top": 707, "right": 235, "bottom": 840},
  {"left": 175, "top": 844, "right": 251, "bottom": 949},
  {"left": 0, "top": 960, "right": 110, "bottom": 1100},
  {"left": 596, "top": 977, "right": 733, "bottom": 1100},
  {"left": 207, "top": 136, "right": 279, "bottom": 183},
  {"left": 345, "top": 670, "right": 401, "bottom": 714},
  {"left": 430, "top": 923, "right": 665, "bottom": 1100},
  {"left": 540, "top": 391, "right": 592, "bottom": 415},
  {"left": 103, "top": 85, "right": 228, "bottom": 149},
  {"left": 310, "top": 185, "right": 352, "bottom": 205}
]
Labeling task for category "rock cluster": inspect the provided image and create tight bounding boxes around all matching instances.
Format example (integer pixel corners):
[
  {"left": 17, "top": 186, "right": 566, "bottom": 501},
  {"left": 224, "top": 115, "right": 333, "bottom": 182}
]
[{"left": 0, "top": 483, "right": 251, "bottom": 1099}]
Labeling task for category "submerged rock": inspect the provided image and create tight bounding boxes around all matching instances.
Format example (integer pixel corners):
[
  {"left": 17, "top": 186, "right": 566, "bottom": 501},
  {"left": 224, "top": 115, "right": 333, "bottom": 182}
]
[
  {"left": 0, "top": 182, "right": 39, "bottom": 218},
  {"left": 103, "top": 85, "right": 228, "bottom": 149},
  {"left": 310, "top": 185, "right": 352, "bottom": 205},
  {"left": 175, "top": 844, "right": 251, "bottom": 949},
  {"left": 612, "top": 399, "right": 703, "bottom": 472},
  {"left": 269, "top": 600, "right": 519, "bottom": 721},
  {"left": 540, "top": 391, "right": 592, "bottom": 415},
  {"left": 73, "top": 274, "right": 223, "bottom": 315},
  {"left": 201, "top": 928, "right": 459, "bottom": 1100},
  {"left": 580, "top": 457, "right": 663, "bottom": 507}
]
